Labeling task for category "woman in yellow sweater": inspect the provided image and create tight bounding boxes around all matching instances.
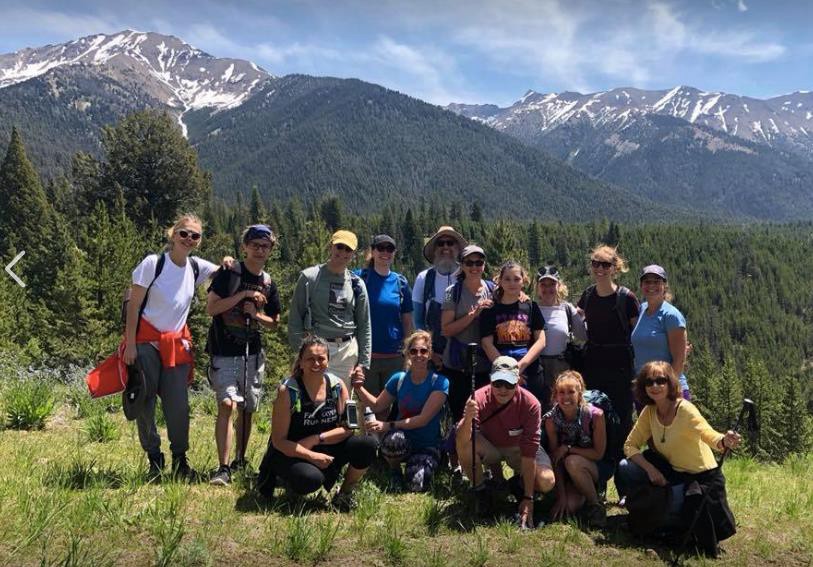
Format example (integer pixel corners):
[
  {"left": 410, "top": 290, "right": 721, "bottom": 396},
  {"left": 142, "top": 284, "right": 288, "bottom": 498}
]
[{"left": 616, "top": 361, "right": 740, "bottom": 554}]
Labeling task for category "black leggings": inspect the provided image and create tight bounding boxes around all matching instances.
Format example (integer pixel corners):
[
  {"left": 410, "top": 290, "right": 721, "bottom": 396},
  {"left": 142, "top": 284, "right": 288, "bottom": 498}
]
[
  {"left": 444, "top": 368, "right": 490, "bottom": 422},
  {"left": 259, "top": 435, "right": 377, "bottom": 496}
]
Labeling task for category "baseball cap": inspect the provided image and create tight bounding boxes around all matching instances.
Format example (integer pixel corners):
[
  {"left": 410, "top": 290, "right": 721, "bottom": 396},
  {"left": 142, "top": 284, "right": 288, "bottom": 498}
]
[
  {"left": 460, "top": 244, "right": 486, "bottom": 260},
  {"left": 371, "top": 234, "right": 396, "bottom": 248},
  {"left": 536, "top": 265, "right": 560, "bottom": 282},
  {"left": 640, "top": 264, "right": 668, "bottom": 281},
  {"left": 331, "top": 230, "right": 358, "bottom": 251},
  {"left": 490, "top": 356, "right": 520, "bottom": 385},
  {"left": 242, "top": 224, "right": 274, "bottom": 244}
]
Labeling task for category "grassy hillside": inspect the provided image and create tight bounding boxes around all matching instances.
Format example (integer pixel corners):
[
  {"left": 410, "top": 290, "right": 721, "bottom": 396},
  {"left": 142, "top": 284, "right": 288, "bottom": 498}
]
[{"left": 0, "top": 380, "right": 810, "bottom": 566}]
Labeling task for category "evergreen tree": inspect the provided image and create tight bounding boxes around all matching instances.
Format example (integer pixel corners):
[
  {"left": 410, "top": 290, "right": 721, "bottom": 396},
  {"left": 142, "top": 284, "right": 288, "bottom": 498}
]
[
  {"left": 249, "top": 185, "right": 268, "bottom": 224},
  {"left": 320, "top": 196, "right": 345, "bottom": 232},
  {"left": 99, "top": 110, "right": 210, "bottom": 226},
  {"left": 470, "top": 202, "right": 483, "bottom": 222}
]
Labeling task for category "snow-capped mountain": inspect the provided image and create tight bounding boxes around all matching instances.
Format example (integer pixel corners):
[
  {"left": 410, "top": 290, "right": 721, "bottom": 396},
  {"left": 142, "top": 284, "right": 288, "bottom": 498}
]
[
  {"left": 0, "top": 30, "right": 271, "bottom": 117},
  {"left": 448, "top": 86, "right": 813, "bottom": 157}
]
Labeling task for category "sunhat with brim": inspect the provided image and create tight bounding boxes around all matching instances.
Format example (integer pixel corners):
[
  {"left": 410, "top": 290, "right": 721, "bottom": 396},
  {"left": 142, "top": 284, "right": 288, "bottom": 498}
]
[
  {"left": 123, "top": 361, "right": 147, "bottom": 421},
  {"left": 640, "top": 264, "right": 668, "bottom": 281},
  {"left": 422, "top": 226, "right": 467, "bottom": 263}
]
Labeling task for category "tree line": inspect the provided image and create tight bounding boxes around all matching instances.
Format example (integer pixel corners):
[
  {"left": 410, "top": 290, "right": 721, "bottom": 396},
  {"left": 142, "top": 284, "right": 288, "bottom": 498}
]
[{"left": 0, "top": 110, "right": 811, "bottom": 459}]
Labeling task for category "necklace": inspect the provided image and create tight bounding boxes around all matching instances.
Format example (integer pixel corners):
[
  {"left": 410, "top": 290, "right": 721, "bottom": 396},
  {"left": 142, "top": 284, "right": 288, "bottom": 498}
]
[{"left": 657, "top": 401, "right": 680, "bottom": 444}]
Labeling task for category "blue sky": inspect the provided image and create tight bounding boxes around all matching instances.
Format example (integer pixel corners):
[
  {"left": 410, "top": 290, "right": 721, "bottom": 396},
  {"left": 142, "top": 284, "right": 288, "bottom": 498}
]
[{"left": 0, "top": 0, "right": 810, "bottom": 106}]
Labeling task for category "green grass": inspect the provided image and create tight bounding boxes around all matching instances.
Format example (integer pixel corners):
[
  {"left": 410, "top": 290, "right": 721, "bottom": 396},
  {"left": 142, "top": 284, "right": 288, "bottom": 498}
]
[{"left": 0, "top": 393, "right": 811, "bottom": 566}]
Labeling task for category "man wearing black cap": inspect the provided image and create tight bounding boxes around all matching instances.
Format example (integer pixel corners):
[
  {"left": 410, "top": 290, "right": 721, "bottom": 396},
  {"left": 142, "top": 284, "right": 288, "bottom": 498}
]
[{"left": 206, "top": 224, "right": 281, "bottom": 486}]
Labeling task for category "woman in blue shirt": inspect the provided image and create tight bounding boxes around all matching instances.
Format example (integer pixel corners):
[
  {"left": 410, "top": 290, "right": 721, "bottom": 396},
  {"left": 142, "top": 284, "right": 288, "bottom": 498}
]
[
  {"left": 354, "top": 234, "right": 414, "bottom": 397},
  {"left": 352, "top": 330, "right": 449, "bottom": 492},
  {"left": 631, "top": 265, "right": 690, "bottom": 399}
]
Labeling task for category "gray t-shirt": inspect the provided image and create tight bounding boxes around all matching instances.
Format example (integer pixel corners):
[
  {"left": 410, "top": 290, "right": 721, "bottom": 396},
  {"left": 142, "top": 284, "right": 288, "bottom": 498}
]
[
  {"left": 288, "top": 264, "right": 372, "bottom": 367},
  {"left": 540, "top": 302, "right": 586, "bottom": 356},
  {"left": 441, "top": 280, "right": 492, "bottom": 370}
]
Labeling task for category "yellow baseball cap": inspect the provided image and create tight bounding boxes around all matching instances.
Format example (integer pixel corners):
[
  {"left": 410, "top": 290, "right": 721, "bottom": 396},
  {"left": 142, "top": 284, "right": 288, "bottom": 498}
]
[{"left": 331, "top": 230, "right": 358, "bottom": 251}]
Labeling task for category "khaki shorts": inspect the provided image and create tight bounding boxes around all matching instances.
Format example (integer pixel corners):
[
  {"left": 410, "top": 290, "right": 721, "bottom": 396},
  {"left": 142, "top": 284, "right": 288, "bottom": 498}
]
[
  {"left": 208, "top": 353, "right": 264, "bottom": 413},
  {"left": 477, "top": 434, "right": 552, "bottom": 471},
  {"left": 326, "top": 337, "right": 359, "bottom": 387}
]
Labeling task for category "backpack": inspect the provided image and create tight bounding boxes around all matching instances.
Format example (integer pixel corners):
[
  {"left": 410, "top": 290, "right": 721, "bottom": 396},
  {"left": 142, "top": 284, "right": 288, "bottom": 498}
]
[
  {"left": 283, "top": 372, "right": 343, "bottom": 415},
  {"left": 582, "top": 389, "right": 623, "bottom": 462},
  {"left": 302, "top": 265, "right": 363, "bottom": 333},
  {"left": 121, "top": 253, "right": 200, "bottom": 331},
  {"left": 563, "top": 303, "right": 587, "bottom": 372}
]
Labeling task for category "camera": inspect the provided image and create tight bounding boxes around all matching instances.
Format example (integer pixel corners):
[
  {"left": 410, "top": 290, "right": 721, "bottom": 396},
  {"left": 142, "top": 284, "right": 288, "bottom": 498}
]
[{"left": 345, "top": 399, "right": 359, "bottom": 429}]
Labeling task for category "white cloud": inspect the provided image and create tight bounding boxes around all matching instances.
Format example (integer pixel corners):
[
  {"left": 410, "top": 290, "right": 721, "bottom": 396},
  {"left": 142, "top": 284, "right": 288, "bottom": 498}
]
[
  {"left": 0, "top": 7, "right": 124, "bottom": 42},
  {"left": 738, "top": 0, "right": 749, "bottom": 12}
]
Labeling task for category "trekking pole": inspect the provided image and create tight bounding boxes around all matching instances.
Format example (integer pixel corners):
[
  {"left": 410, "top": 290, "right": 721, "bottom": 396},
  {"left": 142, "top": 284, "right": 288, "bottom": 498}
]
[
  {"left": 241, "top": 314, "right": 251, "bottom": 468},
  {"left": 671, "top": 398, "right": 756, "bottom": 565},
  {"left": 466, "top": 342, "right": 479, "bottom": 514}
]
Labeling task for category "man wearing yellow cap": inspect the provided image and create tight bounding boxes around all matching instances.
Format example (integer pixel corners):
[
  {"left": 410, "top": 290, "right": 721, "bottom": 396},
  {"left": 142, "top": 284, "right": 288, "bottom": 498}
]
[{"left": 288, "top": 230, "right": 371, "bottom": 385}]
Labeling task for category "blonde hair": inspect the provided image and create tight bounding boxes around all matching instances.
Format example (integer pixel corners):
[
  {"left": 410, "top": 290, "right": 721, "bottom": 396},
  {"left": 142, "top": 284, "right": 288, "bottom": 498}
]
[
  {"left": 165, "top": 213, "right": 203, "bottom": 251},
  {"left": 551, "top": 370, "right": 587, "bottom": 406},
  {"left": 589, "top": 244, "right": 628, "bottom": 275},
  {"left": 536, "top": 276, "right": 570, "bottom": 304},
  {"left": 402, "top": 330, "right": 432, "bottom": 370}
]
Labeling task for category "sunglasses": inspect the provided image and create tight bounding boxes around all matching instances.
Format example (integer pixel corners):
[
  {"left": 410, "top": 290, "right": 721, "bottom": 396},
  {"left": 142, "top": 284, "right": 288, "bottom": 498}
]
[
  {"left": 408, "top": 347, "right": 430, "bottom": 355},
  {"left": 177, "top": 230, "right": 201, "bottom": 241},
  {"left": 375, "top": 244, "right": 396, "bottom": 253},
  {"left": 247, "top": 242, "right": 272, "bottom": 251},
  {"left": 463, "top": 259, "right": 485, "bottom": 267},
  {"left": 335, "top": 243, "right": 354, "bottom": 252},
  {"left": 591, "top": 259, "right": 613, "bottom": 269},
  {"left": 644, "top": 376, "right": 670, "bottom": 387},
  {"left": 436, "top": 239, "right": 456, "bottom": 247},
  {"left": 492, "top": 380, "right": 516, "bottom": 390}
]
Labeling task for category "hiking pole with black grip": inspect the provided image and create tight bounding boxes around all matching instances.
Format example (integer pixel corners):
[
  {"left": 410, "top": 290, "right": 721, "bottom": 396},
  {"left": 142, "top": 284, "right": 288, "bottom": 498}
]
[
  {"left": 466, "top": 342, "right": 479, "bottom": 515},
  {"left": 672, "top": 398, "right": 757, "bottom": 565},
  {"left": 240, "top": 313, "right": 251, "bottom": 469}
]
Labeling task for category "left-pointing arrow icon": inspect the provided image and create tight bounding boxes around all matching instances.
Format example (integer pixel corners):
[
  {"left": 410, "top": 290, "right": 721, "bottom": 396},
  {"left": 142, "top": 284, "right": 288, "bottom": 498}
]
[{"left": 5, "top": 251, "right": 25, "bottom": 287}]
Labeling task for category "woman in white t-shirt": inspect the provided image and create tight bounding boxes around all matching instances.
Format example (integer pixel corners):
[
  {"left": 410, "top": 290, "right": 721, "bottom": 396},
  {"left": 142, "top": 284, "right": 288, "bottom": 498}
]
[
  {"left": 536, "top": 266, "right": 586, "bottom": 410},
  {"left": 123, "top": 213, "right": 229, "bottom": 480}
]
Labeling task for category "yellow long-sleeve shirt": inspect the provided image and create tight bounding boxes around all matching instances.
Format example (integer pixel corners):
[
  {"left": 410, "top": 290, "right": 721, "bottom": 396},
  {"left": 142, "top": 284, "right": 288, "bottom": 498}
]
[{"left": 624, "top": 400, "right": 724, "bottom": 474}]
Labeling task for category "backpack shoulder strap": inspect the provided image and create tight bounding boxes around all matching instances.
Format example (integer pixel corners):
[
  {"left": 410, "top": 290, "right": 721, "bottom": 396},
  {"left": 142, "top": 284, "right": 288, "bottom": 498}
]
[
  {"left": 582, "top": 284, "right": 597, "bottom": 314},
  {"left": 325, "top": 372, "right": 343, "bottom": 401},
  {"left": 484, "top": 279, "right": 496, "bottom": 294},
  {"left": 615, "top": 285, "right": 631, "bottom": 336},
  {"left": 189, "top": 256, "right": 200, "bottom": 283},
  {"left": 226, "top": 262, "right": 245, "bottom": 297},
  {"left": 564, "top": 302, "right": 574, "bottom": 335},
  {"left": 393, "top": 371, "right": 408, "bottom": 395},
  {"left": 136, "top": 253, "right": 166, "bottom": 330},
  {"left": 283, "top": 377, "right": 302, "bottom": 413},
  {"left": 423, "top": 268, "right": 437, "bottom": 305},
  {"left": 350, "top": 271, "right": 362, "bottom": 301},
  {"left": 452, "top": 278, "right": 464, "bottom": 304}
]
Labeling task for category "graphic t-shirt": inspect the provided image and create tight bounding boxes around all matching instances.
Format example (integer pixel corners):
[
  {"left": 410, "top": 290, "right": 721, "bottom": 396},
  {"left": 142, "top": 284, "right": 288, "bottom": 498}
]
[
  {"left": 385, "top": 371, "right": 449, "bottom": 450},
  {"left": 207, "top": 262, "right": 281, "bottom": 356},
  {"left": 284, "top": 374, "right": 342, "bottom": 442},
  {"left": 354, "top": 268, "right": 413, "bottom": 354},
  {"left": 132, "top": 253, "right": 217, "bottom": 333},
  {"left": 479, "top": 300, "right": 545, "bottom": 361}
]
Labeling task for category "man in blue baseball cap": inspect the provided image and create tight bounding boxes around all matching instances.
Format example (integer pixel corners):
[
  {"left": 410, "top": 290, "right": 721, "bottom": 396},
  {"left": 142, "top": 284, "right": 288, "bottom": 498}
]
[{"left": 206, "top": 224, "right": 281, "bottom": 486}]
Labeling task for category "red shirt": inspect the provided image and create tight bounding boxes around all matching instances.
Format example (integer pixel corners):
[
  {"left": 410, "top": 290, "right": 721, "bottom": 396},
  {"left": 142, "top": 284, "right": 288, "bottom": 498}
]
[{"left": 473, "top": 385, "right": 541, "bottom": 458}]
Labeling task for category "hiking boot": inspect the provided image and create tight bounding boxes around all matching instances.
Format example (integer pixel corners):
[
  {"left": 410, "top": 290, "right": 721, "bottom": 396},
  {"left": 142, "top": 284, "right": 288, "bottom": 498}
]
[
  {"left": 585, "top": 502, "right": 607, "bottom": 529},
  {"left": 230, "top": 457, "right": 248, "bottom": 472},
  {"left": 210, "top": 465, "right": 231, "bottom": 486},
  {"left": 387, "top": 467, "right": 406, "bottom": 493},
  {"left": 331, "top": 491, "right": 357, "bottom": 512},
  {"left": 147, "top": 452, "right": 165, "bottom": 481},
  {"left": 171, "top": 453, "right": 198, "bottom": 482}
]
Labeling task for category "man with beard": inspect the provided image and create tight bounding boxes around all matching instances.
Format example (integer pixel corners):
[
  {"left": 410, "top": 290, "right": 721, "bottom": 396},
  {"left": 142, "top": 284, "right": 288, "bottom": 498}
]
[{"left": 411, "top": 226, "right": 468, "bottom": 369}]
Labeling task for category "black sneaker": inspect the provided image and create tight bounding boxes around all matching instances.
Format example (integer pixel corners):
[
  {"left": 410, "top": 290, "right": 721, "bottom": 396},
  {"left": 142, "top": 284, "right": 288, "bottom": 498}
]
[
  {"left": 331, "top": 491, "right": 357, "bottom": 512},
  {"left": 171, "top": 453, "right": 198, "bottom": 482},
  {"left": 210, "top": 465, "right": 231, "bottom": 486},
  {"left": 584, "top": 502, "right": 607, "bottom": 529},
  {"left": 147, "top": 452, "right": 165, "bottom": 481},
  {"left": 230, "top": 457, "right": 248, "bottom": 472}
]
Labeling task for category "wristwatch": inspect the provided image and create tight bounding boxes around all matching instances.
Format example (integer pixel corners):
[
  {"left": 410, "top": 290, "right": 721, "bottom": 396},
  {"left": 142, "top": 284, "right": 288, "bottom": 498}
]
[{"left": 318, "top": 432, "right": 325, "bottom": 444}]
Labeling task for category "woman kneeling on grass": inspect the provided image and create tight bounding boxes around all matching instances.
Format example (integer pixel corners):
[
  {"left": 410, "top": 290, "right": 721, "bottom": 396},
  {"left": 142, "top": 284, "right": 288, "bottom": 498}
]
[
  {"left": 257, "top": 336, "right": 377, "bottom": 510},
  {"left": 615, "top": 361, "right": 740, "bottom": 555},
  {"left": 352, "top": 330, "right": 449, "bottom": 492},
  {"left": 544, "top": 371, "right": 611, "bottom": 528}
]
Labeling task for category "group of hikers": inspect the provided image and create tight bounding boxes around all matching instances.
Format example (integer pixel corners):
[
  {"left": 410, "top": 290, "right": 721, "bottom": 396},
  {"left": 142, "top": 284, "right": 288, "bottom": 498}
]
[{"left": 104, "top": 215, "right": 741, "bottom": 556}]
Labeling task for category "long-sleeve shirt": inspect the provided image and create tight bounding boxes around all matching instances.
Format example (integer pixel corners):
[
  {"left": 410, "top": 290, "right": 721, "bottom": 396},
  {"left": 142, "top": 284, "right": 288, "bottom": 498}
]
[
  {"left": 288, "top": 264, "right": 372, "bottom": 368},
  {"left": 473, "top": 385, "right": 541, "bottom": 458},
  {"left": 624, "top": 400, "right": 723, "bottom": 474}
]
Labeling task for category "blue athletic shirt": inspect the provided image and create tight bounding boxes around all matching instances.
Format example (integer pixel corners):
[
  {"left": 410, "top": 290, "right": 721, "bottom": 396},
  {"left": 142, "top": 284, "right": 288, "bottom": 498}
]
[
  {"left": 354, "top": 268, "right": 413, "bottom": 354},
  {"left": 385, "top": 371, "right": 449, "bottom": 450},
  {"left": 631, "top": 301, "right": 687, "bottom": 383}
]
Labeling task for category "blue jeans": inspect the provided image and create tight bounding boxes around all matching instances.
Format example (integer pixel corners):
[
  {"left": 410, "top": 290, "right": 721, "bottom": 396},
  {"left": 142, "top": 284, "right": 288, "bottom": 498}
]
[{"left": 615, "top": 458, "right": 685, "bottom": 525}]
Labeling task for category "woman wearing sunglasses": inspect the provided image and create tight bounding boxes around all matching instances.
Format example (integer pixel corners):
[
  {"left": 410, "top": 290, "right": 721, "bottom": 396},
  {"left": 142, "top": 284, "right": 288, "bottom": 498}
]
[
  {"left": 123, "top": 213, "right": 229, "bottom": 480},
  {"left": 616, "top": 361, "right": 740, "bottom": 554},
  {"left": 631, "top": 265, "right": 690, "bottom": 400},
  {"left": 353, "top": 235, "right": 414, "bottom": 399},
  {"left": 535, "top": 265, "right": 587, "bottom": 410},
  {"left": 352, "top": 331, "right": 449, "bottom": 492},
  {"left": 577, "top": 244, "right": 640, "bottom": 443}
]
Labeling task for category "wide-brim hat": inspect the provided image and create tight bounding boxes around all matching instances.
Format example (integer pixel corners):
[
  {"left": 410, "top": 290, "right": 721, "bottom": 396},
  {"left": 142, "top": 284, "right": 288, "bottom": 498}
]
[
  {"left": 422, "top": 226, "right": 467, "bottom": 263},
  {"left": 122, "top": 361, "right": 147, "bottom": 421}
]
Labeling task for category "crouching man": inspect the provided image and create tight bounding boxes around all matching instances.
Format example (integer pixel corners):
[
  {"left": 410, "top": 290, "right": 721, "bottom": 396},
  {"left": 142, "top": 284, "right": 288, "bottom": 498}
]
[{"left": 456, "top": 356, "right": 555, "bottom": 528}]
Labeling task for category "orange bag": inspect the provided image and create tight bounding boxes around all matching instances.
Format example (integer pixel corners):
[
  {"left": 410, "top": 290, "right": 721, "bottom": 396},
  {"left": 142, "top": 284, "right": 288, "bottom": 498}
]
[{"left": 85, "top": 342, "right": 127, "bottom": 398}]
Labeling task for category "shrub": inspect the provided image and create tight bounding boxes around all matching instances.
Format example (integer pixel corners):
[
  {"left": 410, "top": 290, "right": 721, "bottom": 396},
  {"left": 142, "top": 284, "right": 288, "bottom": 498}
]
[
  {"left": 84, "top": 412, "right": 119, "bottom": 443},
  {"left": 4, "top": 379, "right": 56, "bottom": 430}
]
